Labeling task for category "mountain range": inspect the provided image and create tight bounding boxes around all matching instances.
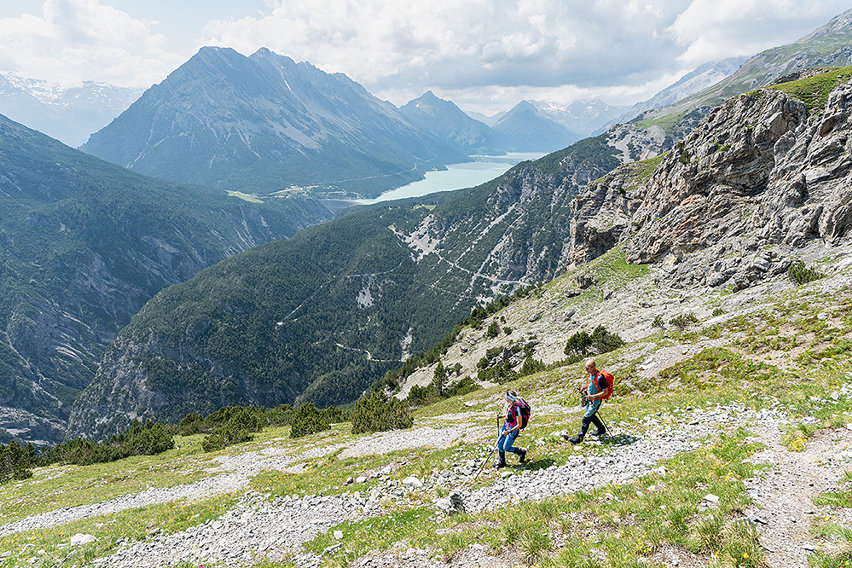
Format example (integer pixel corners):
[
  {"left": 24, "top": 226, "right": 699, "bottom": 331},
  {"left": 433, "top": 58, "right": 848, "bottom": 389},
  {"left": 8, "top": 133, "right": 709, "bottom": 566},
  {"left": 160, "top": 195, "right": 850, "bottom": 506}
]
[
  {"left": 0, "top": 74, "right": 141, "bottom": 147},
  {"left": 3, "top": 10, "right": 852, "bottom": 445},
  {"left": 81, "top": 47, "right": 465, "bottom": 199},
  {"left": 398, "top": 91, "right": 507, "bottom": 155}
]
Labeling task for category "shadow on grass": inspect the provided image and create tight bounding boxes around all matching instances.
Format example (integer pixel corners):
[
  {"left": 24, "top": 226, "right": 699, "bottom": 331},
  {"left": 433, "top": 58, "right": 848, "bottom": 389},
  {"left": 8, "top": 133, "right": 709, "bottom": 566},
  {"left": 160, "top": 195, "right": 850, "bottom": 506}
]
[
  {"left": 517, "top": 457, "right": 556, "bottom": 471},
  {"left": 597, "top": 433, "right": 640, "bottom": 447}
]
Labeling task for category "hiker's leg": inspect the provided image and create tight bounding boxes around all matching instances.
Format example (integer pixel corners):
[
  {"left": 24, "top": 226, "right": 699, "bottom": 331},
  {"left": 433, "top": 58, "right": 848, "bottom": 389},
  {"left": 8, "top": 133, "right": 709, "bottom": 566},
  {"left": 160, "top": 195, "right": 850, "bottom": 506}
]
[
  {"left": 496, "top": 425, "right": 509, "bottom": 463},
  {"left": 569, "top": 415, "right": 593, "bottom": 443},
  {"left": 590, "top": 412, "right": 605, "bottom": 434},
  {"left": 503, "top": 430, "right": 520, "bottom": 454},
  {"left": 580, "top": 415, "right": 593, "bottom": 436}
]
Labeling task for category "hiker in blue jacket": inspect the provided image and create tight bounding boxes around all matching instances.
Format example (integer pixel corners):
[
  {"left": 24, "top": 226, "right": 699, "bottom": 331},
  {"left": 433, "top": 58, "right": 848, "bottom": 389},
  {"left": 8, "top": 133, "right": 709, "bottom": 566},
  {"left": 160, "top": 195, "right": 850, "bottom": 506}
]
[
  {"left": 569, "top": 359, "right": 609, "bottom": 444},
  {"left": 495, "top": 390, "right": 528, "bottom": 468}
]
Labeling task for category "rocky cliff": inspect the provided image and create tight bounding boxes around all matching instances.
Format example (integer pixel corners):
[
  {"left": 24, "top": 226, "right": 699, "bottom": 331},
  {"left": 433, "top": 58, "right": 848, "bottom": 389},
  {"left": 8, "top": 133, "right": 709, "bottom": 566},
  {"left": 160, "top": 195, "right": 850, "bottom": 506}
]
[{"left": 571, "top": 77, "right": 852, "bottom": 290}]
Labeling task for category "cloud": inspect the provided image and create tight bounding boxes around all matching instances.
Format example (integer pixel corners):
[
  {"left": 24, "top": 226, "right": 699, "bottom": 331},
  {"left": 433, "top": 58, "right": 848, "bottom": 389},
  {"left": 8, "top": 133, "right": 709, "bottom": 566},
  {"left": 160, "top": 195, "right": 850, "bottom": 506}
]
[
  {"left": 202, "top": 0, "right": 689, "bottom": 93},
  {"left": 201, "top": 0, "right": 849, "bottom": 109},
  {"left": 669, "top": 0, "right": 852, "bottom": 65},
  {"left": 0, "top": 0, "right": 182, "bottom": 87}
]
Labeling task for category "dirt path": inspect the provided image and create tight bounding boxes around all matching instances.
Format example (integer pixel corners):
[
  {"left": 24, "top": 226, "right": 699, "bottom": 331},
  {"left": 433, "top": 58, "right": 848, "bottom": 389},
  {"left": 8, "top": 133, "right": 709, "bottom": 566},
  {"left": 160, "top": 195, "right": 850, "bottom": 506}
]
[{"left": 746, "top": 420, "right": 852, "bottom": 567}]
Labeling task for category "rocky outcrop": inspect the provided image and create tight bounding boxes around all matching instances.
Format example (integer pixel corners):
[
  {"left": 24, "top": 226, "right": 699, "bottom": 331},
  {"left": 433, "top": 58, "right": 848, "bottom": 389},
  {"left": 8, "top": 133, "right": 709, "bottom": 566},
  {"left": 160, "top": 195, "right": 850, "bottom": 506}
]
[{"left": 570, "top": 84, "right": 852, "bottom": 289}]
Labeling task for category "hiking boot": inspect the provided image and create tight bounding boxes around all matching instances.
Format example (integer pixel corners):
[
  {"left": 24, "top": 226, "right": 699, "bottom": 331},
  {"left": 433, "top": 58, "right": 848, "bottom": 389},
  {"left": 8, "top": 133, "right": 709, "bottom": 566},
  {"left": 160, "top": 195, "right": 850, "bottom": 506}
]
[
  {"left": 494, "top": 459, "right": 507, "bottom": 469},
  {"left": 518, "top": 448, "right": 528, "bottom": 464},
  {"left": 592, "top": 429, "right": 607, "bottom": 437},
  {"left": 568, "top": 433, "right": 584, "bottom": 444}
]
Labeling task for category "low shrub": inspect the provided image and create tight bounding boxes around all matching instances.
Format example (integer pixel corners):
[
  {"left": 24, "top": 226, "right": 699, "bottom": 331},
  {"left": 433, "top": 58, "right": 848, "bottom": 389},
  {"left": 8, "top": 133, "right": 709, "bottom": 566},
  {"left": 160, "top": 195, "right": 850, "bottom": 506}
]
[
  {"left": 352, "top": 392, "right": 413, "bottom": 434},
  {"left": 47, "top": 420, "right": 175, "bottom": 465},
  {"left": 290, "top": 403, "right": 331, "bottom": 439},
  {"left": 519, "top": 356, "right": 546, "bottom": 377},
  {"left": 563, "top": 325, "right": 625, "bottom": 362},
  {"left": 0, "top": 441, "right": 36, "bottom": 484},
  {"left": 266, "top": 404, "right": 295, "bottom": 426},
  {"left": 445, "top": 376, "right": 481, "bottom": 397},
  {"left": 788, "top": 261, "right": 824, "bottom": 285},
  {"left": 201, "top": 422, "right": 253, "bottom": 452},
  {"left": 670, "top": 312, "right": 699, "bottom": 330},
  {"left": 486, "top": 321, "right": 501, "bottom": 338}
]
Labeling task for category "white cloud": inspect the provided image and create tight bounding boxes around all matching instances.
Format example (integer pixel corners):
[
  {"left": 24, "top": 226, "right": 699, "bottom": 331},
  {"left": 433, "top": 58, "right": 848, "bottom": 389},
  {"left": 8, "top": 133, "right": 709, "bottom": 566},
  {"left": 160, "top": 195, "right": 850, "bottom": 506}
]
[
  {"left": 201, "top": 0, "right": 689, "bottom": 92},
  {"left": 0, "top": 0, "right": 849, "bottom": 111},
  {"left": 669, "top": 0, "right": 852, "bottom": 65},
  {"left": 0, "top": 0, "right": 182, "bottom": 87},
  {"left": 200, "top": 0, "right": 850, "bottom": 109}
]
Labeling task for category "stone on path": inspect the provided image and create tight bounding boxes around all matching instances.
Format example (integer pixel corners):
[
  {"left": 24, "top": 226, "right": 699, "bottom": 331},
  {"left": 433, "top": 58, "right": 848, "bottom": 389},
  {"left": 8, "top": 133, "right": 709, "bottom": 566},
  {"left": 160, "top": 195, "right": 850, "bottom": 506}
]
[{"left": 69, "top": 534, "right": 97, "bottom": 546}]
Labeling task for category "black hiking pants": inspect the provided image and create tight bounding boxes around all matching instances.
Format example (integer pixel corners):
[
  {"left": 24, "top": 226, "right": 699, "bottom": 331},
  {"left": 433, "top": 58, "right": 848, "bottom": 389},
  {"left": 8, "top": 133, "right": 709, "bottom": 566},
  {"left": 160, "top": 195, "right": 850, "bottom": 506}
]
[{"left": 579, "top": 412, "right": 605, "bottom": 436}]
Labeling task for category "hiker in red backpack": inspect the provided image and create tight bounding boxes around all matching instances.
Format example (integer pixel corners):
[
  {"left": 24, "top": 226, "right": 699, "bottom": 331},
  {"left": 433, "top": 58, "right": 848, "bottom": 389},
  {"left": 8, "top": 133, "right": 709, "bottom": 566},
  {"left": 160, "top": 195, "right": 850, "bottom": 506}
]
[
  {"left": 568, "top": 359, "right": 611, "bottom": 444},
  {"left": 494, "top": 390, "right": 529, "bottom": 468}
]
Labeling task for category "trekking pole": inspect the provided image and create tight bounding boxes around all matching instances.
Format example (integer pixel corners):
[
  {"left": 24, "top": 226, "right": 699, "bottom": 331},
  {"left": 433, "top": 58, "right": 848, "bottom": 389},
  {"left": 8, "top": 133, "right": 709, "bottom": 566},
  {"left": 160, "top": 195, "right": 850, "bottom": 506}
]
[{"left": 472, "top": 416, "right": 501, "bottom": 481}]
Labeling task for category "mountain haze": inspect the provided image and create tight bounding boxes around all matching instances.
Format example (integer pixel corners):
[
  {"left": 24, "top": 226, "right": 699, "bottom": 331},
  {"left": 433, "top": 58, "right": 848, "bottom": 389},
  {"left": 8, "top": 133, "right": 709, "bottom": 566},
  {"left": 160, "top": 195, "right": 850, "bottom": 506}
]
[
  {"left": 611, "top": 57, "right": 747, "bottom": 126},
  {"left": 640, "top": 9, "right": 852, "bottom": 124},
  {"left": 81, "top": 47, "right": 465, "bottom": 198},
  {"left": 0, "top": 74, "right": 141, "bottom": 147},
  {"left": 490, "top": 99, "right": 627, "bottom": 152}
]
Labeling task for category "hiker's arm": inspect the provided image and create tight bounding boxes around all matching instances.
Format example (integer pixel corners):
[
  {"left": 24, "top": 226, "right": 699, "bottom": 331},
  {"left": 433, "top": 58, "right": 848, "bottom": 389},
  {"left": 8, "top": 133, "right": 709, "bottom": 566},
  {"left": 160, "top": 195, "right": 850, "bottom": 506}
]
[{"left": 508, "top": 409, "right": 522, "bottom": 433}]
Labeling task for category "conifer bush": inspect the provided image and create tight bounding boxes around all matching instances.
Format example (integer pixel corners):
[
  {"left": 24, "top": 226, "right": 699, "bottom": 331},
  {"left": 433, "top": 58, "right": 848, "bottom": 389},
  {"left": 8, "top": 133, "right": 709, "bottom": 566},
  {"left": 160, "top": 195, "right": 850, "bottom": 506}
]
[
  {"left": 486, "top": 321, "right": 501, "bottom": 338},
  {"left": 563, "top": 325, "right": 625, "bottom": 362},
  {"left": 266, "top": 404, "right": 295, "bottom": 426},
  {"left": 201, "top": 422, "right": 253, "bottom": 452},
  {"left": 788, "top": 261, "right": 824, "bottom": 285},
  {"left": 289, "top": 403, "right": 332, "bottom": 439},
  {"left": 0, "top": 441, "right": 36, "bottom": 484},
  {"left": 351, "top": 392, "right": 413, "bottom": 434},
  {"left": 47, "top": 421, "right": 174, "bottom": 465}
]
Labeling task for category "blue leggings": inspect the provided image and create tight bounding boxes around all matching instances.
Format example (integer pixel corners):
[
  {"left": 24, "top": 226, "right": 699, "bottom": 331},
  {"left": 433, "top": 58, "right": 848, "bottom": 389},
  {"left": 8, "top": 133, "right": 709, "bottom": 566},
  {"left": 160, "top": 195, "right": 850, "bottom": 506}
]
[{"left": 497, "top": 424, "right": 521, "bottom": 459}]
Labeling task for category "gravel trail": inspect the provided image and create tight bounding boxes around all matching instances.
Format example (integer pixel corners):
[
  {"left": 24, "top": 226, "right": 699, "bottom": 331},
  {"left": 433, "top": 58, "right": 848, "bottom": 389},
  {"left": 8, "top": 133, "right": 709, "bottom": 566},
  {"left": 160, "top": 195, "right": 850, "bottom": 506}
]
[
  {"left": 745, "top": 419, "right": 852, "bottom": 567},
  {"left": 0, "top": 420, "right": 487, "bottom": 538},
  {"left": 92, "top": 404, "right": 767, "bottom": 567}
]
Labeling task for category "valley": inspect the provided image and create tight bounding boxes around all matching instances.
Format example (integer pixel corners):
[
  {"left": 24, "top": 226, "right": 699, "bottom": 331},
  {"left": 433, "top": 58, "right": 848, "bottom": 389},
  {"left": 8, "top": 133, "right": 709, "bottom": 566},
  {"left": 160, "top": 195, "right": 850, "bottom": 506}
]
[
  {"left": 1, "top": 6, "right": 852, "bottom": 568},
  {"left": 1, "top": 234, "right": 851, "bottom": 567}
]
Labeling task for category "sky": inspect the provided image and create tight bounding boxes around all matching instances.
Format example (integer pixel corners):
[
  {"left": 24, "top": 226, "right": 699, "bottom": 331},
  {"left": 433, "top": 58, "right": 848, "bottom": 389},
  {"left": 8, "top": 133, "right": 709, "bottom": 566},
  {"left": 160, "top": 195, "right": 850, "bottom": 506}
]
[{"left": 0, "top": 0, "right": 849, "bottom": 115}]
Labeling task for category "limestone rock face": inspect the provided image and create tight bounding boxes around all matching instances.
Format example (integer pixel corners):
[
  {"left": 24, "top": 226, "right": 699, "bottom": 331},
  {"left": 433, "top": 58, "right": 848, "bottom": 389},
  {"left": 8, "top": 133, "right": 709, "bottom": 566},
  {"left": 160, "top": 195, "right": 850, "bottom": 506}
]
[
  {"left": 626, "top": 91, "right": 808, "bottom": 266},
  {"left": 570, "top": 84, "right": 852, "bottom": 289}
]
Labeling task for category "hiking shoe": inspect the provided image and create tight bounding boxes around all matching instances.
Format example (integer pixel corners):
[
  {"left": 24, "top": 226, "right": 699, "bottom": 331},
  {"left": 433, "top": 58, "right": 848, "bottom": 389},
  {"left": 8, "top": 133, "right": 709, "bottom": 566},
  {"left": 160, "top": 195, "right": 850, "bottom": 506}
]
[
  {"left": 518, "top": 449, "right": 528, "bottom": 464},
  {"left": 568, "top": 433, "right": 584, "bottom": 444},
  {"left": 494, "top": 460, "right": 507, "bottom": 469},
  {"left": 592, "top": 429, "right": 607, "bottom": 437}
]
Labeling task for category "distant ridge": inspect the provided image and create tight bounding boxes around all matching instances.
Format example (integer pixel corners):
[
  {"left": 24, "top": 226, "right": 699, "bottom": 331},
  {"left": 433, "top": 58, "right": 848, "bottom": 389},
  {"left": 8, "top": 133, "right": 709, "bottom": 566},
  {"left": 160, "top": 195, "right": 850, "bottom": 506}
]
[
  {"left": 399, "top": 91, "right": 507, "bottom": 154},
  {"left": 81, "top": 47, "right": 465, "bottom": 198},
  {"left": 0, "top": 74, "right": 140, "bottom": 147},
  {"left": 640, "top": 8, "right": 852, "bottom": 124}
]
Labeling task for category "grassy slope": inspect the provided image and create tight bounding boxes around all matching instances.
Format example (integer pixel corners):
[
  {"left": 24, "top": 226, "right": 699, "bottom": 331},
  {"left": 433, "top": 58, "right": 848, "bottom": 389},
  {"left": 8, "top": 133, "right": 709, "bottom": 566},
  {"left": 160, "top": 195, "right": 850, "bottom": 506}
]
[
  {"left": 768, "top": 66, "right": 852, "bottom": 113},
  {"left": 3, "top": 249, "right": 852, "bottom": 567}
]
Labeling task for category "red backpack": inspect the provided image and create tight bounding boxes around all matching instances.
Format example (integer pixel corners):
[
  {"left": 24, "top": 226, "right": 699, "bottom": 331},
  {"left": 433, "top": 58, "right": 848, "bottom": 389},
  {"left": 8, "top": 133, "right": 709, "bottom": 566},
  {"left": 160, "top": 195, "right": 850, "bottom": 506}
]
[{"left": 590, "top": 370, "right": 615, "bottom": 400}]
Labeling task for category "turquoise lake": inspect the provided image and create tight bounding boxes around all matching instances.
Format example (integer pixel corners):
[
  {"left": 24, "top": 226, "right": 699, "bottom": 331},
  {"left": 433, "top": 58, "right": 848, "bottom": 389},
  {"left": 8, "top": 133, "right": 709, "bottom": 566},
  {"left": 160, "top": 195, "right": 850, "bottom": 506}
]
[{"left": 352, "top": 152, "right": 544, "bottom": 205}]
